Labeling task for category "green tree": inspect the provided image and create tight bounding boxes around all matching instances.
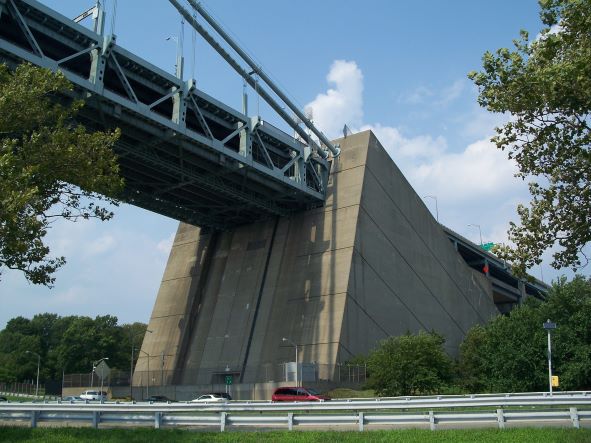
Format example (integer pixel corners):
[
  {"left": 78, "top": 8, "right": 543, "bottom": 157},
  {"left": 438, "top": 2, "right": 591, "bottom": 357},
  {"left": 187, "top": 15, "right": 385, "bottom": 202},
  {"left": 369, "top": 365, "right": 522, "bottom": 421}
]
[
  {"left": 366, "top": 331, "right": 453, "bottom": 396},
  {"left": 0, "top": 313, "right": 147, "bottom": 383},
  {"left": 459, "top": 304, "right": 547, "bottom": 393},
  {"left": 0, "top": 63, "right": 123, "bottom": 286},
  {"left": 469, "top": 0, "right": 591, "bottom": 275},
  {"left": 459, "top": 276, "right": 591, "bottom": 392},
  {"left": 541, "top": 276, "right": 591, "bottom": 389}
]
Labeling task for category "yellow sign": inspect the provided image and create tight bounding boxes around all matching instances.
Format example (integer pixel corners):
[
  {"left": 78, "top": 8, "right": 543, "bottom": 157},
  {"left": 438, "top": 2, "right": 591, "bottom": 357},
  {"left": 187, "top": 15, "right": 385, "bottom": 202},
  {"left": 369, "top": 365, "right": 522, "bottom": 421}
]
[{"left": 552, "top": 376, "right": 559, "bottom": 387}]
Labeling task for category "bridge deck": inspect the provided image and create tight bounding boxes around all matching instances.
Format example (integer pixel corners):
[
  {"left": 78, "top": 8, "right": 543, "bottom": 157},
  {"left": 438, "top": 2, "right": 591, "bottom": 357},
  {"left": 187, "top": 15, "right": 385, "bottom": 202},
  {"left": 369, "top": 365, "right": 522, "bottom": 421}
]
[{"left": 0, "top": 0, "right": 330, "bottom": 229}]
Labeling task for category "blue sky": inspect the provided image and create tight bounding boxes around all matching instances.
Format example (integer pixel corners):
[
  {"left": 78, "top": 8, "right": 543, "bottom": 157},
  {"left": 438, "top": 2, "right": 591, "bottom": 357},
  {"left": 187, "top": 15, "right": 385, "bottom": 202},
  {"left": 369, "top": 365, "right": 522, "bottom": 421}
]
[{"left": 2, "top": 0, "right": 588, "bottom": 329}]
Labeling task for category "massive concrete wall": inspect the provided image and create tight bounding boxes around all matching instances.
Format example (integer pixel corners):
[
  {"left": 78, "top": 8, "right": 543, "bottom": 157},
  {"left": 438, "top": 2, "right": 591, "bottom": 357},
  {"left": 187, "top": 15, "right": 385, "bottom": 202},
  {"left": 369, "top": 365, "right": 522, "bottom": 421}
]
[{"left": 135, "top": 130, "right": 499, "bottom": 385}]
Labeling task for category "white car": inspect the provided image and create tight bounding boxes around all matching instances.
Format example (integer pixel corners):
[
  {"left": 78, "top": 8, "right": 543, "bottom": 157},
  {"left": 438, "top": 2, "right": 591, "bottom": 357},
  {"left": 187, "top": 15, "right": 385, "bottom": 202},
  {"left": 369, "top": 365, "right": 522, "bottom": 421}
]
[
  {"left": 80, "top": 390, "right": 107, "bottom": 401},
  {"left": 191, "top": 394, "right": 227, "bottom": 403}
]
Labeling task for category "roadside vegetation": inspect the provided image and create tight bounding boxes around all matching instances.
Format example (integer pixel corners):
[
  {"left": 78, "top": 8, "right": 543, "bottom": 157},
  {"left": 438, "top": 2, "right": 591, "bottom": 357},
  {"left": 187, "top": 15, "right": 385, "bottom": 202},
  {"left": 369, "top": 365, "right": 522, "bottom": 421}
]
[
  {"left": 0, "top": 428, "right": 591, "bottom": 443},
  {"left": 1, "top": 427, "right": 590, "bottom": 443},
  {"left": 0, "top": 314, "right": 146, "bottom": 384},
  {"left": 356, "top": 276, "right": 591, "bottom": 396}
]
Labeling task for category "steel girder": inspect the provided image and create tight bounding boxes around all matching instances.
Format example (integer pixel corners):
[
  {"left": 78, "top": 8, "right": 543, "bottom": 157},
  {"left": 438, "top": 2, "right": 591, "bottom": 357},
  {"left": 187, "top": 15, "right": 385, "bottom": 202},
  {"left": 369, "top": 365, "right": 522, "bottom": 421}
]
[{"left": 0, "top": 0, "right": 330, "bottom": 229}]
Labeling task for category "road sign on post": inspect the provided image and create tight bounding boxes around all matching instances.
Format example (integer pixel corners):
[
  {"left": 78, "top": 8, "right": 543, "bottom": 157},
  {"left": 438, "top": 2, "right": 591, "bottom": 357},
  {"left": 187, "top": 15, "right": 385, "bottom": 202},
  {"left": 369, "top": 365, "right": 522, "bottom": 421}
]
[
  {"left": 225, "top": 375, "right": 233, "bottom": 386},
  {"left": 95, "top": 361, "right": 111, "bottom": 381},
  {"left": 481, "top": 242, "right": 495, "bottom": 251}
]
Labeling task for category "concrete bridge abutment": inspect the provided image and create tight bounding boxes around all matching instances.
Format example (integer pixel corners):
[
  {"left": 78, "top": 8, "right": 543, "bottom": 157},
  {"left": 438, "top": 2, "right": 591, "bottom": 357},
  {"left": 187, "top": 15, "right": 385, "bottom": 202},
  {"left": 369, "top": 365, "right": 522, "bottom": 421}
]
[{"left": 134, "top": 130, "right": 499, "bottom": 386}]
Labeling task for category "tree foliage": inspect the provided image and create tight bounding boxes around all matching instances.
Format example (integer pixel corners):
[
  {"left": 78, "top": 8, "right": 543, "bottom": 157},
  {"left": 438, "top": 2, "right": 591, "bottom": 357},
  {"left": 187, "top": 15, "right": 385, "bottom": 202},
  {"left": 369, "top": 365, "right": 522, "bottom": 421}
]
[
  {"left": 366, "top": 331, "right": 453, "bottom": 396},
  {"left": 459, "top": 276, "right": 591, "bottom": 392},
  {"left": 0, "top": 63, "right": 123, "bottom": 286},
  {"left": 469, "top": 0, "right": 591, "bottom": 275},
  {"left": 0, "top": 313, "right": 146, "bottom": 383}
]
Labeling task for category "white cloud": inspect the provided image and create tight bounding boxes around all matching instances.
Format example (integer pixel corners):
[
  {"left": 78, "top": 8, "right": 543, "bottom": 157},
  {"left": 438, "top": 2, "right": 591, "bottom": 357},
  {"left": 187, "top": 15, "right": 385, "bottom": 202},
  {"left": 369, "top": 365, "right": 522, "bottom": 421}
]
[
  {"left": 305, "top": 60, "right": 363, "bottom": 138},
  {"left": 362, "top": 123, "right": 447, "bottom": 160},
  {"left": 157, "top": 232, "right": 175, "bottom": 254},
  {"left": 399, "top": 85, "right": 433, "bottom": 105},
  {"left": 86, "top": 234, "right": 116, "bottom": 256},
  {"left": 535, "top": 24, "right": 563, "bottom": 42},
  {"left": 408, "top": 138, "right": 520, "bottom": 202},
  {"left": 437, "top": 79, "right": 466, "bottom": 106},
  {"left": 398, "top": 79, "right": 466, "bottom": 107}
]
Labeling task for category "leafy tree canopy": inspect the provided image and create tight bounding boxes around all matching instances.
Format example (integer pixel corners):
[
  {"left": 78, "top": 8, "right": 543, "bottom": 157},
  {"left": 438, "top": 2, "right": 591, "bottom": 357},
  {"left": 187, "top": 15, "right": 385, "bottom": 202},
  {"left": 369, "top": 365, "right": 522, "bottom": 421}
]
[
  {"left": 366, "top": 331, "right": 453, "bottom": 396},
  {"left": 0, "top": 63, "right": 123, "bottom": 286},
  {"left": 0, "top": 313, "right": 147, "bottom": 383},
  {"left": 459, "top": 276, "right": 591, "bottom": 392},
  {"left": 469, "top": 0, "right": 591, "bottom": 275}
]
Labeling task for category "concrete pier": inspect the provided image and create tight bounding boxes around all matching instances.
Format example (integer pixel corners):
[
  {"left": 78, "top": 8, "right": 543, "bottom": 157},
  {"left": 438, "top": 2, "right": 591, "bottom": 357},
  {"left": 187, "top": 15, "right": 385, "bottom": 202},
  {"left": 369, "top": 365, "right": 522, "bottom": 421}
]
[{"left": 135, "top": 130, "right": 498, "bottom": 385}]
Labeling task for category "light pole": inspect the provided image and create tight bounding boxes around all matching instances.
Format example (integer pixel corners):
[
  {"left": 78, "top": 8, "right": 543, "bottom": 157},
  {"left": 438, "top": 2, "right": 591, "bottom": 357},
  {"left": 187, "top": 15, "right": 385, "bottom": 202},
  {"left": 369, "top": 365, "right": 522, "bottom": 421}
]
[
  {"left": 25, "top": 351, "right": 40, "bottom": 397},
  {"left": 282, "top": 337, "right": 298, "bottom": 387},
  {"left": 468, "top": 224, "right": 483, "bottom": 245},
  {"left": 138, "top": 349, "right": 151, "bottom": 399},
  {"left": 423, "top": 195, "right": 439, "bottom": 222},
  {"left": 544, "top": 320, "right": 557, "bottom": 395},
  {"left": 130, "top": 329, "right": 152, "bottom": 401},
  {"left": 91, "top": 357, "right": 108, "bottom": 390},
  {"left": 160, "top": 351, "right": 165, "bottom": 387}
]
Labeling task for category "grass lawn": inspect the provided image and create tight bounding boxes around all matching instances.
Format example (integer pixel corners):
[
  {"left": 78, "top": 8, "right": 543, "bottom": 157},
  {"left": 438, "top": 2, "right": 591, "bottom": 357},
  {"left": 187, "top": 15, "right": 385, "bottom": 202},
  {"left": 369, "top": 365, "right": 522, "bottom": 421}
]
[{"left": 0, "top": 427, "right": 590, "bottom": 442}]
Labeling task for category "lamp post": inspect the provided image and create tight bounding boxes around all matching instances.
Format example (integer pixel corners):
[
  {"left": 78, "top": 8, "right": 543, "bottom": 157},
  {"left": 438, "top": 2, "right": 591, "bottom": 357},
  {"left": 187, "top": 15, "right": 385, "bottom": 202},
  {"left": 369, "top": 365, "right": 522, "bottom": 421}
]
[
  {"left": 468, "top": 223, "right": 483, "bottom": 245},
  {"left": 25, "top": 351, "right": 40, "bottom": 397},
  {"left": 138, "top": 349, "right": 151, "bottom": 399},
  {"left": 282, "top": 337, "right": 298, "bottom": 387},
  {"left": 130, "top": 329, "right": 152, "bottom": 401},
  {"left": 160, "top": 351, "right": 165, "bottom": 387},
  {"left": 543, "top": 320, "right": 557, "bottom": 395},
  {"left": 423, "top": 195, "right": 439, "bottom": 222}
]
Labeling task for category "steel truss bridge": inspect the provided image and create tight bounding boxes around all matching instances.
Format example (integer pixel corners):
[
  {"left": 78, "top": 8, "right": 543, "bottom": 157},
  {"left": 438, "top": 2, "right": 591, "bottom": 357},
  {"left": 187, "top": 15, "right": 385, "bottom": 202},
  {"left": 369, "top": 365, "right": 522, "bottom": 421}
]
[
  {"left": 0, "top": 0, "right": 332, "bottom": 230},
  {"left": 0, "top": 0, "right": 548, "bottom": 302}
]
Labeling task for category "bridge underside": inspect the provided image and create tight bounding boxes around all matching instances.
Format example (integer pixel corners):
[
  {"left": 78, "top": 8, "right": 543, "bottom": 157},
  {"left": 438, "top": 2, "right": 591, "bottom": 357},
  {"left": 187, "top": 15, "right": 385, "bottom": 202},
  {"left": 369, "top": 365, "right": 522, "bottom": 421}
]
[{"left": 0, "top": 0, "right": 330, "bottom": 230}]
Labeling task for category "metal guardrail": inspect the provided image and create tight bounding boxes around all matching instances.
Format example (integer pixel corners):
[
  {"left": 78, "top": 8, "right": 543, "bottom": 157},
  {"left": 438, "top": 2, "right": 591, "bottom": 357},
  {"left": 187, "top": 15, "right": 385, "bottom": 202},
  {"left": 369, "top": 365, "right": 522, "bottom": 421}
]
[{"left": 1, "top": 392, "right": 590, "bottom": 431}]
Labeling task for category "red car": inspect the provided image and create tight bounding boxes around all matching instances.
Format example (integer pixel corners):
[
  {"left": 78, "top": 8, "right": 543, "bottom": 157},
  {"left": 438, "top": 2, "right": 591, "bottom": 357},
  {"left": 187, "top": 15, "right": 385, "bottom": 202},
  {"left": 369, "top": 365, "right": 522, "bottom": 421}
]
[{"left": 272, "top": 387, "right": 330, "bottom": 402}]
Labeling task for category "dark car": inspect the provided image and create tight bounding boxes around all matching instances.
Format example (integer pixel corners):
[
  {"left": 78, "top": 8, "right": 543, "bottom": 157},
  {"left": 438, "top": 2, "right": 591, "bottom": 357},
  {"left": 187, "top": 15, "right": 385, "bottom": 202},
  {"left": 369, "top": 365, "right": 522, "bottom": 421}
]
[
  {"left": 144, "top": 395, "right": 174, "bottom": 403},
  {"left": 212, "top": 392, "right": 232, "bottom": 401},
  {"left": 0, "top": 396, "right": 7, "bottom": 402},
  {"left": 272, "top": 387, "right": 330, "bottom": 402}
]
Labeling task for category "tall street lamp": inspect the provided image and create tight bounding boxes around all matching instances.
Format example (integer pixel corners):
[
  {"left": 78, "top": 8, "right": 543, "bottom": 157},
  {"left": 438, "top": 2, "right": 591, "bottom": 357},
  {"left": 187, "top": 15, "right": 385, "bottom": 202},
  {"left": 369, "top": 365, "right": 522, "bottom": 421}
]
[
  {"left": 282, "top": 337, "right": 298, "bottom": 387},
  {"left": 25, "top": 351, "right": 40, "bottom": 397},
  {"left": 468, "top": 224, "right": 483, "bottom": 245},
  {"left": 423, "top": 195, "right": 439, "bottom": 222},
  {"left": 543, "top": 320, "right": 557, "bottom": 395},
  {"left": 130, "top": 329, "right": 152, "bottom": 401},
  {"left": 138, "top": 349, "right": 151, "bottom": 399}
]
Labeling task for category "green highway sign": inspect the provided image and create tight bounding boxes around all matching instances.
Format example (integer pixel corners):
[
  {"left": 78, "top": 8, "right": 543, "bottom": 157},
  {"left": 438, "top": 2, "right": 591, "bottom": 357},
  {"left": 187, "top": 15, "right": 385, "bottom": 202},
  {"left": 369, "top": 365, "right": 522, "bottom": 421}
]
[
  {"left": 481, "top": 242, "right": 495, "bottom": 251},
  {"left": 225, "top": 375, "right": 233, "bottom": 385}
]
